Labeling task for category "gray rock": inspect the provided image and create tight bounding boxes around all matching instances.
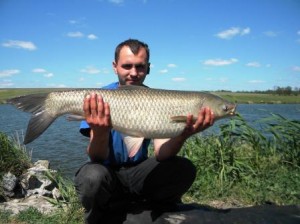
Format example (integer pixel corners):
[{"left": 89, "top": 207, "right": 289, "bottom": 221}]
[
  {"left": 0, "top": 160, "right": 60, "bottom": 215},
  {"left": 2, "top": 172, "right": 17, "bottom": 192}
]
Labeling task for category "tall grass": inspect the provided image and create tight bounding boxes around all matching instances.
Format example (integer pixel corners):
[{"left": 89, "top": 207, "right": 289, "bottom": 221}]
[
  {"left": 0, "top": 131, "right": 32, "bottom": 201},
  {"left": 0, "top": 113, "right": 299, "bottom": 223},
  {"left": 182, "top": 113, "right": 300, "bottom": 205}
]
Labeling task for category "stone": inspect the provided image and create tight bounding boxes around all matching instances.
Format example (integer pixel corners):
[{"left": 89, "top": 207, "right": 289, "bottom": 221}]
[
  {"left": 0, "top": 195, "right": 57, "bottom": 215},
  {"left": 2, "top": 172, "right": 17, "bottom": 192},
  {"left": 0, "top": 160, "right": 60, "bottom": 215}
]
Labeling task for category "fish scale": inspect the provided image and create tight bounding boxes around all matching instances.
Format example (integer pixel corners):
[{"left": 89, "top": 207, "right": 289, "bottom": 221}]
[{"left": 7, "top": 86, "right": 236, "bottom": 145}]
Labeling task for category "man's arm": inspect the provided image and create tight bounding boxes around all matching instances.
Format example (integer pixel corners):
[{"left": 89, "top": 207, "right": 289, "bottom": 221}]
[
  {"left": 154, "top": 107, "right": 214, "bottom": 161},
  {"left": 83, "top": 93, "right": 112, "bottom": 162}
]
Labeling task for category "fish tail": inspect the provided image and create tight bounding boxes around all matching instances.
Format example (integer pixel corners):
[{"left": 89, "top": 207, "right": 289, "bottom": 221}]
[{"left": 7, "top": 94, "right": 56, "bottom": 144}]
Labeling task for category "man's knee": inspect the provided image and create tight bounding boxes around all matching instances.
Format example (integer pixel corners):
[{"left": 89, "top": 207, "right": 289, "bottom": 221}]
[{"left": 75, "top": 163, "right": 113, "bottom": 197}]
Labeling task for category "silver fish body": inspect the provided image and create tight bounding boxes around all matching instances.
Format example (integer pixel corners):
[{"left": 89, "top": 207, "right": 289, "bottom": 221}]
[{"left": 7, "top": 86, "right": 236, "bottom": 144}]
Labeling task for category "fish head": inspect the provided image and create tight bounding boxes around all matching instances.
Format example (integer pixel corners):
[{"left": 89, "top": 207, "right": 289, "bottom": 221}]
[{"left": 203, "top": 95, "right": 237, "bottom": 120}]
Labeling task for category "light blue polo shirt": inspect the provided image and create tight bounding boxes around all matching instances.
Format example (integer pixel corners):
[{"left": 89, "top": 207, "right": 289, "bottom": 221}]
[{"left": 79, "top": 82, "right": 151, "bottom": 166}]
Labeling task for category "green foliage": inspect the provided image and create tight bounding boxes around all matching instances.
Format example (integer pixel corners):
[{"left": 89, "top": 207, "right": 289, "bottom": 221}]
[
  {"left": 0, "top": 131, "right": 31, "bottom": 177},
  {"left": 0, "top": 131, "right": 32, "bottom": 200},
  {"left": 0, "top": 113, "right": 299, "bottom": 223},
  {"left": 182, "top": 113, "right": 300, "bottom": 205},
  {"left": 45, "top": 171, "right": 84, "bottom": 224}
]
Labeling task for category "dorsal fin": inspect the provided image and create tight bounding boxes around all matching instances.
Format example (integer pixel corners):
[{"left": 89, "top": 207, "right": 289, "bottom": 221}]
[{"left": 118, "top": 85, "right": 149, "bottom": 90}]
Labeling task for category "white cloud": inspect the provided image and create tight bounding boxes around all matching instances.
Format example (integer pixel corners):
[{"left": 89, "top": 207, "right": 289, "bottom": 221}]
[
  {"left": 44, "top": 73, "right": 53, "bottom": 78},
  {"left": 0, "top": 69, "right": 20, "bottom": 77},
  {"left": 109, "top": 0, "right": 124, "bottom": 5},
  {"left": 203, "top": 58, "right": 238, "bottom": 66},
  {"left": 292, "top": 66, "right": 300, "bottom": 72},
  {"left": 248, "top": 80, "right": 265, "bottom": 84},
  {"left": 246, "top": 62, "right": 261, "bottom": 67},
  {"left": 219, "top": 78, "right": 228, "bottom": 83},
  {"left": 47, "top": 83, "right": 67, "bottom": 88},
  {"left": 167, "top": 64, "right": 177, "bottom": 68},
  {"left": 2, "top": 40, "right": 37, "bottom": 51},
  {"left": 87, "top": 34, "right": 98, "bottom": 40},
  {"left": 67, "top": 31, "right": 84, "bottom": 38},
  {"left": 66, "top": 32, "right": 98, "bottom": 40},
  {"left": 32, "top": 68, "right": 54, "bottom": 78},
  {"left": 159, "top": 69, "right": 168, "bottom": 74},
  {"left": 216, "top": 27, "right": 250, "bottom": 39},
  {"left": 172, "top": 77, "right": 186, "bottom": 82},
  {"left": 263, "top": 31, "right": 278, "bottom": 37},
  {"left": 241, "top": 28, "right": 250, "bottom": 35},
  {"left": 0, "top": 79, "right": 14, "bottom": 87},
  {"left": 32, "top": 68, "right": 47, "bottom": 73},
  {"left": 80, "top": 66, "right": 101, "bottom": 74}
]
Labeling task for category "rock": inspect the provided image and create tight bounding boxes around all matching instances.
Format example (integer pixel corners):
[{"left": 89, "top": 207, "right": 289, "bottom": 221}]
[
  {"left": 2, "top": 172, "right": 18, "bottom": 197},
  {"left": 34, "top": 160, "right": 50, "bottom": 169},
  {"left": 0, "top": 160, "right": 60, "bottom": 215},
  {"left": 0, "top": 195, "right": 57, "bottom": 215}
]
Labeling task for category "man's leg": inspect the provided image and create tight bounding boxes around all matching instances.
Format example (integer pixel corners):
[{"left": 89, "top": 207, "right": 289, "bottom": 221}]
[
  {"left": 121, "top": 156, "right": 196, "bottom": 210},
  {"left": 74, "top": 162, "right": 125, "bottom": 224}
]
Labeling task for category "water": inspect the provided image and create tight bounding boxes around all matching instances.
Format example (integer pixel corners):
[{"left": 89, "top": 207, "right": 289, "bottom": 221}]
[{"left": 0, "top": 104, "right": 299, "bottom": 178}]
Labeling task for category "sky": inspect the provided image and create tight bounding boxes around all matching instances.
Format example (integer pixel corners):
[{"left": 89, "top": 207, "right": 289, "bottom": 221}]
[{"left": 0, "top": 0, "right": 300, "bottom": 91}]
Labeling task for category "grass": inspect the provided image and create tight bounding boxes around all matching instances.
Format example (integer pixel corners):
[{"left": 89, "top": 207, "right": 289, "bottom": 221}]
[
  {"left": 0, "top": 113, "right": 299, "bottom": 223},
  {"left": 215, "top": 91, "right": 300, "bottom": 104},
  {"left": 181, "top": 113, "right": 300, "bottom": 206}
]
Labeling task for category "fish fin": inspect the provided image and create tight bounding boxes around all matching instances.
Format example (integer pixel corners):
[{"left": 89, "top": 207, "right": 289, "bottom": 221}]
[
  {"left": 118, "top": 85, "right": 148, "bottom": 90},
  {"left": 171, "top": 116, "right": 188, "bottom": 122},
  {"left": 7, "top": 94, "right": 56, "bottom": 144},
  {"left": 121, "top": 134, "right": 144, "bottom": 158},
  {"left": 66, "top": 115, "right": 85, "bottom": 121}
]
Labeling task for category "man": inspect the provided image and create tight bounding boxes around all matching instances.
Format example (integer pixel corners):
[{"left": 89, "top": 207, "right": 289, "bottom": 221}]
[{"left": 74, "top": 39, "right": 214, "bottom": 223}]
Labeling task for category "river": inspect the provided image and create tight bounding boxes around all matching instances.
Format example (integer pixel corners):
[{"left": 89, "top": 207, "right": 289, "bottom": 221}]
[{"left": 0, "top": 104, "right": 299, "bottom": 178}]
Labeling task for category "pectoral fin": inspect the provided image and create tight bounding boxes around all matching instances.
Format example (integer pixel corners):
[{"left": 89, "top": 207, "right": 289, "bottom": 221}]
[
  {"left": 171, "top": 116, "right": 188, "bottom": 122},
  {"left": 66, "top": 115, "right": 85, "bottom": 121},
  {"left": 121, "top": 134, "right": 144, "bottom": 158}
]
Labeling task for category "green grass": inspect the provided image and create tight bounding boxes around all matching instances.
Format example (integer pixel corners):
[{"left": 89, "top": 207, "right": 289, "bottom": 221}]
[
  {"left": 0, "top": 113, "right": 299, "bottom": 223},
  {"left": 215, "top": 91, "right": 300, "bottom": 104},
  {"left": 181, "top": 113, "right": 300, "bottom": 206}
]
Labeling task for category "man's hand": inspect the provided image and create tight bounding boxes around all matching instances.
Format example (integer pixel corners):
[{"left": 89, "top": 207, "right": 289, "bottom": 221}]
[
  {"left": 181, "top": 107, "right": 214, "bottom": 139},
  {"left": 83, "top": 93, "right": 112, "bottom": 161},
  {"left": 84, "top": 93, "right": 112, "bottom": 133}
]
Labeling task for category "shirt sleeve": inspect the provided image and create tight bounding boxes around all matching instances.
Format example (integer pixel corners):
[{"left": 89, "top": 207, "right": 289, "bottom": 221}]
[{"left": 79, "top": 121, "right": 90, "bottom": 137}]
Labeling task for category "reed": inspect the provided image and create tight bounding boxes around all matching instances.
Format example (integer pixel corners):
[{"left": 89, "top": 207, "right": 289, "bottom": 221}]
[
  {"left": 182, "top": 113, "right": 300, "bottom": 205},
  {"left": 0, "top": 113, "right": 299, "bottom": 223}
]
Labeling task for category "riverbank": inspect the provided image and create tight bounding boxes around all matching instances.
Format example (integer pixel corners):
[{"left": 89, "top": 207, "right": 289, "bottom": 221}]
[
  {"left": 1, "top": 109, "right": 300, "bottom": 223},
  {"left": 1, "top": 88, "right": 300, "bottom": 104}
]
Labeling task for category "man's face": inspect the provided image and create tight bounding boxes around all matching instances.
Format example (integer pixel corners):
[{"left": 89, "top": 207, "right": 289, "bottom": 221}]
[{"left": 113, "top": 46, "right": 149, "bottom": 86}]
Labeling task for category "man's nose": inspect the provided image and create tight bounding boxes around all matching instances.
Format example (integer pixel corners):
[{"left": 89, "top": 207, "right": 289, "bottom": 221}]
[{"left": 129, "top": 67, "right": 138, "bottom": 76}]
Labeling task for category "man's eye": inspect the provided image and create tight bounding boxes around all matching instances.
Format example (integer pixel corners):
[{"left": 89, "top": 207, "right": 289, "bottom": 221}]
[
  {"left": 121, "top": 64, "right": 133, "bottom": 70},
  {"left": 135, "top": 64, "right": 146, "bottom": 70},
  {"left": 121, "top": 64, "right": 146, "bottom": 70}
]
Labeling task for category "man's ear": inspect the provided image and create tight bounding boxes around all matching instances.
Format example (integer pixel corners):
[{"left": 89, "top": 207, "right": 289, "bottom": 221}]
[
  {"left": 147, "top": 63, "right": 151, "bottom": 74},
  {"left": 112, "top": 61, "right": 117, "bottom": 74}
]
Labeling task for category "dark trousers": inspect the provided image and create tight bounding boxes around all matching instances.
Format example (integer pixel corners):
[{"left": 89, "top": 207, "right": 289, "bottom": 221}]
[{"left": 74, "top": 156, "right": 196, "bottom": 224}]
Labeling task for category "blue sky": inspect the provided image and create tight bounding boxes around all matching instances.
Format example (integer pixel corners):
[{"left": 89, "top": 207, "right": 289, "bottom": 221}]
[{"left": 0, "top": 0, "right": 299, "bottom": 91}]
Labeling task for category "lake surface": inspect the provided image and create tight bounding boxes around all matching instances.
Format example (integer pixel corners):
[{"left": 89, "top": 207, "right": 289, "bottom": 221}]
[{"left": 0, "top": 104, "right": 299, "bottom": 178}]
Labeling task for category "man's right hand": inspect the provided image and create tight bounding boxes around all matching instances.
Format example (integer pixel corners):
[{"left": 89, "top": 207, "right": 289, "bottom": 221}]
[
  {"left": 83, "top": 93, "right": 112, "bottom": 161},
  {"left": 84, "top": 93, "right": 112, "bottom": 133}
]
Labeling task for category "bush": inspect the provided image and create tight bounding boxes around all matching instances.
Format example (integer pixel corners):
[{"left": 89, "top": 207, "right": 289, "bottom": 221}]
[{"left": 0, "top": 131, "right": 32, "bottom": 199}]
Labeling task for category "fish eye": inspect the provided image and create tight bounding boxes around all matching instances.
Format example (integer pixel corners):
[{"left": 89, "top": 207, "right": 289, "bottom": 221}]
[{"left": 222, "top": 105, "right": 228, "bottom": 111}]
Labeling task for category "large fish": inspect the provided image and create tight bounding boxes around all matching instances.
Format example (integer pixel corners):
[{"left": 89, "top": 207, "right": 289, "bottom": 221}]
[{"left": 7, "top": 86, "right": 236, "bottom": 153}]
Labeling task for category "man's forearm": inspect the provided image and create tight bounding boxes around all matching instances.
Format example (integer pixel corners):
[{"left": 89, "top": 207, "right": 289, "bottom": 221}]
[
  {"left": 87, "top": 130, "right": 110, "bottom": 162},
  {"left": 154, "top": 135, "right": 187, "bottom": 161}
]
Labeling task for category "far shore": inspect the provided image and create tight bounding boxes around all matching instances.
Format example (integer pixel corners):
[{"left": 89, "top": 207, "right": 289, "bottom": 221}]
[{"left": 0, "top": 88, "right": 300, "bottom": 104}]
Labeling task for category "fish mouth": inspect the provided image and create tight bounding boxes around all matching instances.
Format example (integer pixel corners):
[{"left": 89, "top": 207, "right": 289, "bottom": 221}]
[{"left": 229, "top": 104, "right": 237, "bottom": 116}]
